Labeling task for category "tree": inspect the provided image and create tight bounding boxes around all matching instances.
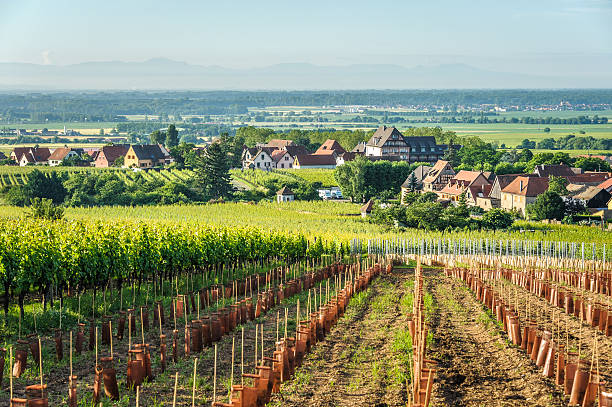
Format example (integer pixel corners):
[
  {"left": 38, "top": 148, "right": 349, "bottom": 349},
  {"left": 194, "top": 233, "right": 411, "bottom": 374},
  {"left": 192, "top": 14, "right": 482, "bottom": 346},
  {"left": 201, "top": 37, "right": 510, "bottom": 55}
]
[
  {"left": 481, "top": 208, "right": 513, "bottom": 230},
  {"left": 150, "top": 130, "right": 165, "bottom": 145},
  {"left": 442, "top": 140, "right": 460, "bottom": 167},
  {"left": 526, "top": 191, "right": 565, "bottom": 221},
  {"left": 543, "top": 127, "right": 551, "bottom": 133},
  {"left": 165, "top": 124, "right": 179, "bottom": 148},
  {"left": 23, "top": 169, "right": 67, "bottom": 204},
  {"left": 548, "top": 175, "right": 568, "bottom": 195},
  {"left": 517, "top": 149, "right": 533, "bottom": 162},
  {"left": 196, "top": 142, "right": 233, "bottom": 200},
  {"left": 407, "top": 173, "right": 417, "bottom": 191},
  {"left": 574, "top": 157, "right": 611, "bottom": 172},
  {"left": 113, "top": 156, "right": 125, "bottom": 167}
]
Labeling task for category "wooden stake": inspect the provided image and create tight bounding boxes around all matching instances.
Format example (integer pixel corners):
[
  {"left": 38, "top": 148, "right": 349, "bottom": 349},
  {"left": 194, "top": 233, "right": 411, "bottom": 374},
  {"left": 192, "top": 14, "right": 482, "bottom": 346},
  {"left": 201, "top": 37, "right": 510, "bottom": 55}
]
[
  {"left": 241, "top": 327, "right": 244, "bottom": 385},
  {"left": 284, "top": 308, "right": 288, "bottom": 340},
  {"left": 260, "top": 323, "right": 264, "bottom": 365},
  {"left": 231, "top": 336, "right": 235, "bottom": 390},
  {"left": 9, "top": 346, "right": 13, "bottom": 402},
  {"left": 70, "top": 331, "right": 73, "bottom": 378},
  {"left": 276, "top": 311, "right": 279, "bottom": 343},
  {"left": 213, "top": 344, "right": 218, "bottom": 403},
  {"left": 128, "top": 311, "right": 132, "bottom": 351},
  {"left": 140, "top": 307, "right": 145, "bottom": 345},
  {"left": 255, "top": 324, "right": 258, "bottom": 368},
  {"left": 136, "top": 386, "right": 140, "bottom": 407},
  {"left": 158, "top": 303, "right": 163, "bottom": 337},
  {"left": 192, "top": 358, "right": 198, "bottom": 407},
  {"left": 38, "top": 337, "right": 43, "bottom": 389},
  {"left": 172, "top": 372, "right": 178, "bottom": 407},
  {"left": 110, "top": 321, "right": 113, "bottom": 357},
  {"left": 95, "top": 326, "right": 98, "bottom": 367}
]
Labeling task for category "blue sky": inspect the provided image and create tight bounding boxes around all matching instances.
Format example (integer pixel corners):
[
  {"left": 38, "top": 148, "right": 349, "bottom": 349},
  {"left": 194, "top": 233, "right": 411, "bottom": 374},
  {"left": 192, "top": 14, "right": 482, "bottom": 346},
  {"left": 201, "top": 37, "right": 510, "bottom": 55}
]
[{"left": 1, "top": 0, "right": 611, "bottom": 74}]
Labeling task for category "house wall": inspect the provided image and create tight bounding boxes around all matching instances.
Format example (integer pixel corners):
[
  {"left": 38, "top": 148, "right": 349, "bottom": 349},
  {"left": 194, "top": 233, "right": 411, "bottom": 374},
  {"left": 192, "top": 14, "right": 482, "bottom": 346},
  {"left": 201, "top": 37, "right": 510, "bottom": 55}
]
[
  {"left": 124, "top": 148, "right": 139, "bottom": 168},
  {"left": 365, "top": 145, "right": 382, "bottom": 156},
  {"left": 501, "top": 192, "right": 536, "bottom": 216}
]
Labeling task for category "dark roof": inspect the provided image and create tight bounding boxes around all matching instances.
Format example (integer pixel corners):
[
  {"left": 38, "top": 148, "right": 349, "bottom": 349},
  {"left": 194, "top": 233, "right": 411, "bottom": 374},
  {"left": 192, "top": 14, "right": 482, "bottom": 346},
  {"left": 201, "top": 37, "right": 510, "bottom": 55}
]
[
  {"left": 132, "top": 144, "right": 169, "bottom": 161},
  {"left": 565, "top": 173, "right": 610, "bottom": 185},
  {"left": 401, "top": 165, "right": 432, "bottom": 188},
  {"left": 533, "top": 164, "right": 575, "bottom": 178},
  {"left": 366, "top": 126, "right": 405, "bottom": 148},
  {"left": 403, "top": 136, "right": 444, "bottom": 153},
  {"left": 351, "top": 142, "right": 366, "bottom": 153},
  {"left": 502, "top": 176, "right": 549, "bottom": 196},
  {"left": 361, "top": 199, "right": 374, "bottom": 213},
  {"left": 295, "top": 154, "right": 336, "bottom": 166},
  {"left": 277, "top": 186, "right": 294, "bottom": 196},
  {"left": 315, "top": 139, "right": 346, "bottom": 154},
  {"left": 338, "top": 152, "right": 357, "bottom": 162},
  {"left": 100, "top": 145, "right": 129, "bottom": 163},
  {"left": 284, "top": 145, "right": 309, "bottom": 156}
]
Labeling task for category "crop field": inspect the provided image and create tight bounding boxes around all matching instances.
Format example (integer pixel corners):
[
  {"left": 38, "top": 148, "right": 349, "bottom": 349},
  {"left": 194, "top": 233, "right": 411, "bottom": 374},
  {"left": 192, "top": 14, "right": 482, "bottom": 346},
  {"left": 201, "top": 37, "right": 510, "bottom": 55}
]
[{"left": 0, "top": 218, "right": 610, "bottom": 406}]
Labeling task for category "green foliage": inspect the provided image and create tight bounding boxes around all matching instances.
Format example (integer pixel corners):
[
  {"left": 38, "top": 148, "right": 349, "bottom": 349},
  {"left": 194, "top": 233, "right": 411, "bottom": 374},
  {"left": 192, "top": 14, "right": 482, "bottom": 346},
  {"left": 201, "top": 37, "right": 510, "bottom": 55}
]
[
  {"left": 335, "top": 157, "right": 412, "bottom": 202},
  {"left": 169, "top": 142, "right": 199, "bottom": 168},
  {"left": 481, "top": 208, "right": 513, "bottom": 230},
  {"left": 196, "top": 142, "right": 233, "bottom": 200},
  {"left": 456, "top": 136, "right": 502, "bottom": 169},
  {"left": 526, "top": 190, "right": 565, "bottom": 221},
  {"left": 548, "top": 175, "right": 569, "bottom": 195},
  {"left": 28, "top": 197, "right": 64, "bottom": 220},
  {"left": 574, "top": 156, "right": 611, "bottom": 172},
  {"left": 165, "top": 124, "right": 179, "bottom": 148},
  {"left": 149, "top": 129, "right": 165, "bottom": 145}
]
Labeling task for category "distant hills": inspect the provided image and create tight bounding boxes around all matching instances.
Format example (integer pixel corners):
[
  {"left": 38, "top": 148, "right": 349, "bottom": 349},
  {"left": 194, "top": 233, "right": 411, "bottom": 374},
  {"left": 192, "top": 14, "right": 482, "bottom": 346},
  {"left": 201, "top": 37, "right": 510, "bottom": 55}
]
[{"left": 0, "top": 58, "right": 610, "bottom": 90}]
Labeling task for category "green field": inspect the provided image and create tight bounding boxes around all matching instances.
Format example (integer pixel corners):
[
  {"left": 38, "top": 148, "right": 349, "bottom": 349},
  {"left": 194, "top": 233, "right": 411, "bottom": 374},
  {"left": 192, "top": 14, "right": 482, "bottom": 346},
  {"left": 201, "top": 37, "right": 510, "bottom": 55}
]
[{"left": 0, "top": 201, "right": 608, "bottom": 246}]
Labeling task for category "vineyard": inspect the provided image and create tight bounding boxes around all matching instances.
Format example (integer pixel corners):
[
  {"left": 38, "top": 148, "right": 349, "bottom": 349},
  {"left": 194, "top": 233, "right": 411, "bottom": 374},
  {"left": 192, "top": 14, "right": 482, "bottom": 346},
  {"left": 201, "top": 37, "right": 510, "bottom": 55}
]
[
  {"left": 0, "top": 167, "right": 198, "bottom": 188},
  {"left": 0, "top": 197, "right": 611, "bottom": 406}
]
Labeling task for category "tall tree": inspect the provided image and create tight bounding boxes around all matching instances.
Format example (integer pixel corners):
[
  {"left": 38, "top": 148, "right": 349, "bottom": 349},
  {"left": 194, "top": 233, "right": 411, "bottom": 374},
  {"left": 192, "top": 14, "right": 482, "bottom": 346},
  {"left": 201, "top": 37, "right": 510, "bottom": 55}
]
[
  {"left": 150, "top": 130, "right": 165, "bottom": 145},
  {"left": 165, "top": 124, "right": 179, "bottom": 148},
  {"left": 196, "top": 143, "right": 232, "bottom": 200}
]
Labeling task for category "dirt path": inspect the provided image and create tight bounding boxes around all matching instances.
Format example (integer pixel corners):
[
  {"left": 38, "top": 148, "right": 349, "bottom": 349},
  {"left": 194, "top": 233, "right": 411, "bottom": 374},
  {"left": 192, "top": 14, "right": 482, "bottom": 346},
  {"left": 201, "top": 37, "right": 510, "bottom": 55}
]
[
  {"left": 269, "top": 270, "right": 414, "bottom": 407},
  {"left": 427, "top": 270, "right": 567, "bottom": 407}
]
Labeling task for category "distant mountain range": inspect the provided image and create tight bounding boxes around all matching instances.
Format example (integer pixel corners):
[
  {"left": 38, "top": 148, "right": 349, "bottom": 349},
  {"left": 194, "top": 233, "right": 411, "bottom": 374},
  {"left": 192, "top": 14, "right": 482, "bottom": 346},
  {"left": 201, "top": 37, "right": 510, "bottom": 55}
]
[{"left": 0, "top": 58, "right": 609, "bottom": 90}]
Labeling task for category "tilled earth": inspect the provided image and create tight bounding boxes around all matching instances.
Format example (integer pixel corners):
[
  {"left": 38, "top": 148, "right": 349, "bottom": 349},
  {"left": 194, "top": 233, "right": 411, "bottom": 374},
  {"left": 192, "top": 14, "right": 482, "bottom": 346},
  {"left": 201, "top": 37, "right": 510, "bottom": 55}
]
[
  {"left": 427, "top": 271, "right": 567, "bottom": 407},
  {"left": 270, "top": 270, "right": 414, "bottom": 407}
]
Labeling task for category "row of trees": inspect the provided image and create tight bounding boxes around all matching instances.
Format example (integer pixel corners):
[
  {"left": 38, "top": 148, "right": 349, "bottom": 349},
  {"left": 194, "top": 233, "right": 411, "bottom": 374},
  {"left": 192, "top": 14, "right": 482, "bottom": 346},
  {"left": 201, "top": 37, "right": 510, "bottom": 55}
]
[
  {"left": 535, "top": 134, "right": 612, "bottom": 151},
  {"left": 370, "top": 192, "right": 514, "bottom": 231}
]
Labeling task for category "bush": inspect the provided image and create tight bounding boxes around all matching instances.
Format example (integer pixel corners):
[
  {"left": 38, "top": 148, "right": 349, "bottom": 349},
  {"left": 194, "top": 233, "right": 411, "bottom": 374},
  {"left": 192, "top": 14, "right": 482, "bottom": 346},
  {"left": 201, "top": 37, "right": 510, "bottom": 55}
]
[
  {"left": 28, "top": 197, "right": 64, "bottom": 220},
  {"left": 527, "top": 191, "right": 565, "bottom": 221},
  {"left": 481, "top": 208, "right": 514, "bottom": 230}
]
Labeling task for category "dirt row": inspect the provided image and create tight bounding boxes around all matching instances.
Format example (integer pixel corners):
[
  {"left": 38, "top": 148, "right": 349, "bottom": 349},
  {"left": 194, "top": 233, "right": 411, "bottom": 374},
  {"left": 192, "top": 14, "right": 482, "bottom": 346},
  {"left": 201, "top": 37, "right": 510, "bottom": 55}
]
[
  {"left": 426, "top": 270, "right": 567, "bottom": 407},
  {"left": 269, "top": 269, "right": 413, "bottom": 407}
]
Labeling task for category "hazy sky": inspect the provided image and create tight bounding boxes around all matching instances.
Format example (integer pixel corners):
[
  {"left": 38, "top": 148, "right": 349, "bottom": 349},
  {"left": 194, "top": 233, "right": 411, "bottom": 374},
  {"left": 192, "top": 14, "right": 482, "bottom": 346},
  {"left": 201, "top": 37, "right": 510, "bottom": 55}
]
[{"left": 1, "top": 0, "right": 611, "bottom": 73}]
